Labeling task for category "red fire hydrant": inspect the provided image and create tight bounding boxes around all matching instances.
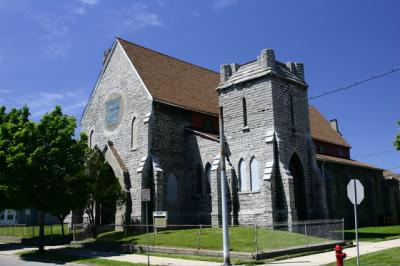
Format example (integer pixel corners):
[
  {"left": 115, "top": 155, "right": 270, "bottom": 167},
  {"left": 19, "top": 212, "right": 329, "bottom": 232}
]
[{"left": 335, "top": 244, "right": 346, "bottom": 266}]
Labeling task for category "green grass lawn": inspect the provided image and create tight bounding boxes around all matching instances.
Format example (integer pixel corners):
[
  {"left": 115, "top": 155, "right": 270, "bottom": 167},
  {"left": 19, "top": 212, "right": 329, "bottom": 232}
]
[
  {"left": 325, "top": 246, "right": 400, "bottom": 266},
  {"left": 19, "top": 250, "right": 149, "bottom": 266},
  {"left": 96, "top": 227, "right": 332, "bottom": 253},
  {"left": 344, "top": 225, "right": 400, "bottom": 242},
  {"left": 0, "top": 224, "right": 70, "bottom": 238}
]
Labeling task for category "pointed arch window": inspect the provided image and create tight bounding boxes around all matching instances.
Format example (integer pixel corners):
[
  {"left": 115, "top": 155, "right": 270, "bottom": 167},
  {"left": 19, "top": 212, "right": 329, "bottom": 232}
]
[
  {"left": 131, "top": 116, "right": 139, "bottom": 150},
  {"left": 250, "top": 157, "right": 260, "bottom": 191},
  {"left": 167, "top": 173, "right": 178, "bottom": 204},
  {"left": 205, "top": 163, "right": 211, "bottom": 194},
  {"left": 89, "top": 130, "right": 94, "bottom": 148},
  {"left": 239, "top": 159, "right": 249, "bottom": 192}
]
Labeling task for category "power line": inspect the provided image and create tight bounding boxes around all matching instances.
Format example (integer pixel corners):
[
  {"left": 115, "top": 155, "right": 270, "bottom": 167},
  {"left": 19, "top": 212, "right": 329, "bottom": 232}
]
[
  {"left": 387, "top": 165, "right": 400, "bottom": 171},
  {"left": 308, "top": 66, "right": 400, "bottom": 101},
  {"left": 353, "top": 149, "right": 397, "bottom": 159},
  {"left": 223, "top": 65, "right": 400, "bottom": 132}
]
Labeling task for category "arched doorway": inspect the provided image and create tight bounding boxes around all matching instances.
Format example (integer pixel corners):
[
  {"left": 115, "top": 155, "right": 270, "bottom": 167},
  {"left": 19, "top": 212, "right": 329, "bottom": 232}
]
[{"left": 289, "top": 153, "right": 307, "bottom": 221}]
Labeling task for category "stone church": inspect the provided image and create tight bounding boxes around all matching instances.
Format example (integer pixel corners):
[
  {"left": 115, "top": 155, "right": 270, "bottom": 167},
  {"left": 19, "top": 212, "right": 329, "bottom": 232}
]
[{"left": 81, "top": 37, "right": 400, "bottom": 228}]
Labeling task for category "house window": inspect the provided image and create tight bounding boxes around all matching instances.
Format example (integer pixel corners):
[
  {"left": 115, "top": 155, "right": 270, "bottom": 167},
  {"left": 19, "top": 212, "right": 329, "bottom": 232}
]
[
  {"left": 131, "top": 117, "right": 139, "bottom": 150},
  {"left": 167, "top": 173, "right": 178, "bottom": 204},
  {"left": 250, "top": 157, "right": 260, "bottom": 191},
  {"left": 0, "top": 210, "right": 4, "bottom": 220},
  {"left": 205, "top": 163, "right": 211, "bottom": 194},
  {"left": 242, "top": 97, "right": 248, "bottom": 128},
  {"left": 105, "top": 97, "right": 121, "bottom": 127},
  {"left": 7, "top": 210, "right": 14, "bottom": 220},
  {"left": 25, "top": 209, "right": 31, "bottom": 222},
  {"left": 319, "top": 145, "right": 325, "bottom": 153},
  {"left": 239, "top": 159, "right": 249, "bottom": 192}
]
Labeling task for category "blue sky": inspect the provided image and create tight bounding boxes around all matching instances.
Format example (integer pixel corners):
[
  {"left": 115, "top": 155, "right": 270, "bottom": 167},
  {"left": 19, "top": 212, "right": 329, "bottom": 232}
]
[{"left": 0, "top": 0, "right": 399, "bottom": 171}]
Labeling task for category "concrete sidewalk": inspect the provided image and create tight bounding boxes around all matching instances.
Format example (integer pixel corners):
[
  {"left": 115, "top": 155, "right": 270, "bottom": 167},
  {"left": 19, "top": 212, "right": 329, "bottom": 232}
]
[
  {"left": 56, "top": 247, "right": 221, "bottom": 266},
  {"left": 261, "top": 238, "right": 400, "bottom": 266}
]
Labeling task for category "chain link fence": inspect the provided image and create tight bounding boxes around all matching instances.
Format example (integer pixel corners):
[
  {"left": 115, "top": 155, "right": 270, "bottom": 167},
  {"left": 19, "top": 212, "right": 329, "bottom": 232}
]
[
  {"left": 73, "top": 219, "right": 344, "bottom": 254},
  {"left": 0, "top": 223, "right": 71, "bottom": 242}
]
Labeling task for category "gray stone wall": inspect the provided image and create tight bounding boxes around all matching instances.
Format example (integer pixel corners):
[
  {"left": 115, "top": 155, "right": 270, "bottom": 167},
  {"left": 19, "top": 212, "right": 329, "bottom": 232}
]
[
  {"left": 149, "top": 102, "right": 220, "bottom": 225},
  {"left": 217, "top": 49, "right": 328, "bottom": 226},
  {"left": 219, "top": 78, "right": 275, "bottom": 226},
  {"left": 271, "top": 78, "right": 328, "bottom": 222},
  {"left": 81, "top": 41, "right": 152, "bottom": 224},
  {"left": 185, "top": 133, "right": 220, "bottom": 224},
  {"left": 317, "top": 161, "right": 390, "bottom": 228}
]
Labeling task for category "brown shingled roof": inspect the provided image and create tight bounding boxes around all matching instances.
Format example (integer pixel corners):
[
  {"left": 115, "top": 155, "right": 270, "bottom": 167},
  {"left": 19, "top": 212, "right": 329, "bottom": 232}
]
[
  {"left": 309, "top": 106, "right": 351, "bottom": 148},
  {"left": 117, "top": 38, "right": 351, "bottom": 149},
  {"left": 316, "top": 154, "right": 382, "bottom": 171},
  {"left": 118, "top": 38, "right": 220, "bottom": 115}
]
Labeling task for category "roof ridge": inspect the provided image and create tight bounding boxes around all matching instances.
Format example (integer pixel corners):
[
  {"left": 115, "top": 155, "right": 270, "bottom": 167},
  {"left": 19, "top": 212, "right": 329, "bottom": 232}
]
[{"left": 116, "top": 37, "right": 219, "bottom": 75}]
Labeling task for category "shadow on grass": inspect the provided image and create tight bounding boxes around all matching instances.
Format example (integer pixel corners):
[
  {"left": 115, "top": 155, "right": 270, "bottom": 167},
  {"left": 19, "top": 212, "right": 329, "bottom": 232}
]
[
  {"left": 0, "top": 242, "right": 34, "bottom": 252},
  {"left": 20, "top": 250, "right": 83, "bottom": 264}
]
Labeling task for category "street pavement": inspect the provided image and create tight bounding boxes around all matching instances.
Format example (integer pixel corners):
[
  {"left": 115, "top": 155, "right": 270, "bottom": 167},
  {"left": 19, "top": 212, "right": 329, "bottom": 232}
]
[{"left": 0, "top": 242, "right": 220, "bottom": 266}]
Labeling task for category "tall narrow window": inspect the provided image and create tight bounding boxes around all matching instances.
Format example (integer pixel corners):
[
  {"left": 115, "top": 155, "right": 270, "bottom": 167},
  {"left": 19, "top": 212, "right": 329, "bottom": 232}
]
[
  {"left": 289, "top": 95, "right": 294, "bottom": 127},
  {"left": 250, "top": 157, "right": 260, "bottom": 191},
  {"left": 131, "top": 117, "right": 139, "bottom": 150},
  {"left": 205, "top": 163, "right": 211, "bottom": 194},
  {"left": 89, "top": 130, "right": 94, "bottom": 148},
  {"left": 239, "top": 159, "right": 248, "bottom": 192},
  {"left": 167, "top": 173, "right": 178, "bottom": 204},
  {"left": 242, "top": 97, "right": 248, "bottom": 127},
  {"left": 196, "top": 165, "right": 203, "bottom": 194}
]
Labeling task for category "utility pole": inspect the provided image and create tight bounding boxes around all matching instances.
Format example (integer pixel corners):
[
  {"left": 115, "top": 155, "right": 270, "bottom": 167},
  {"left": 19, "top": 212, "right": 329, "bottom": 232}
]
[{"left": 219, "top": 106, "right": 231, "bottom": 266}]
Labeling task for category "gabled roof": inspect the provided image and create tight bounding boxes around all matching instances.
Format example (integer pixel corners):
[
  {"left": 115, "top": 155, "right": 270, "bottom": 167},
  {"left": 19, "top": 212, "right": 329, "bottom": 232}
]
[
  {"left": 309, "top": 106, "right": 351, "bottom": 148},
  {"left": 116, "top": 38, "right": 350, "bottom": 149},
  {"left": 118, "top": 38, "right": 220, "bottom": 115}
]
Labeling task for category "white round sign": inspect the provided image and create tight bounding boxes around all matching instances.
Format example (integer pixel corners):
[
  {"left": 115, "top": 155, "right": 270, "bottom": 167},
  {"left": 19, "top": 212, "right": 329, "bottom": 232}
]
[{"left": 347, "top": 179, "right": 364, "bottom": 205}]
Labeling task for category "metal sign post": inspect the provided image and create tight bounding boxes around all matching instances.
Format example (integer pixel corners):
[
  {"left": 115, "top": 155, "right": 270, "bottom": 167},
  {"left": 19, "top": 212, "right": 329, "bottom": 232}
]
[
  {"left": 142, "top": 188, "right": 151, "bottom": 266},
  {"left": 347, "top": 179, "right": 364, "bottom": 266},
  {"left": 219, "top": 106, "right": 230, "bottom": 266}
]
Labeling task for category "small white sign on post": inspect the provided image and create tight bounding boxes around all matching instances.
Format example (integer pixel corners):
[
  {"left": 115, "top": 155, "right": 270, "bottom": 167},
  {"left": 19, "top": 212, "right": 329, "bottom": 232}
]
[
  {"left": 347, "top": 179, "right": 364, "bottom": 266},
  {"left": 347, "top": 179, "right": 364, "bottom": 205},
  {"left": 141, "top": 188, "right": 151, "bottom": 202},
  {"left": 141, "top": 188, "right": 151, "bottom": 266},
  {"left": 153, "top": 211, "right": 168, "bottom": 229}
]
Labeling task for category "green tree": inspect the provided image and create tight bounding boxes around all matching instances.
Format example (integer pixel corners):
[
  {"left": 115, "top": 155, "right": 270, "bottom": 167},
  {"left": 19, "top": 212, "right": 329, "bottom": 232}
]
[
  {"left": 84, "top": 147, "right": 123, "bottom": 238},
  {"left": 0, "top": 105, "right": 91, "bottom": 251},
  {"left": 0, "top": 106, "right": 37, "bottom": 210},
  {"left": 26, "top": 106, "right": 89, "bottom": 250},
  {"left": 395, "top": 120, "right": 400, "bottom": 150},
  {"left": 50, "top": 133, "right": 91, "bottom": 237}
]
